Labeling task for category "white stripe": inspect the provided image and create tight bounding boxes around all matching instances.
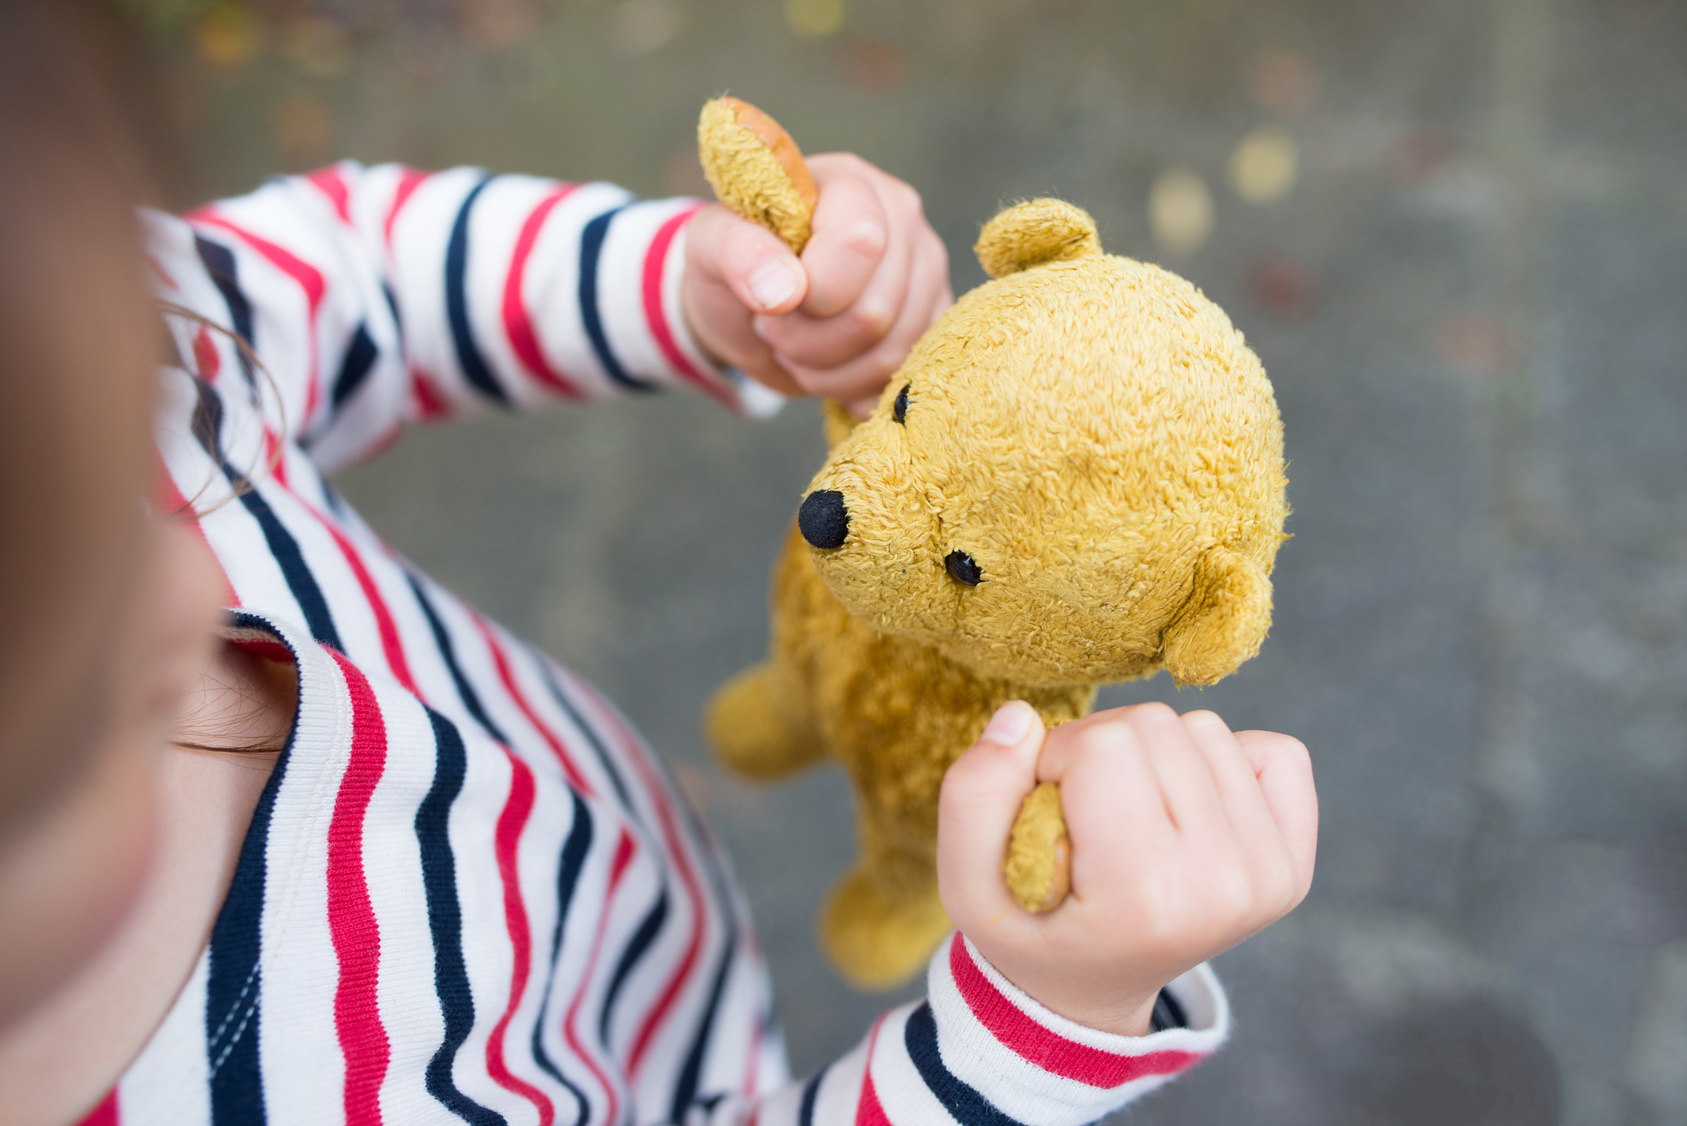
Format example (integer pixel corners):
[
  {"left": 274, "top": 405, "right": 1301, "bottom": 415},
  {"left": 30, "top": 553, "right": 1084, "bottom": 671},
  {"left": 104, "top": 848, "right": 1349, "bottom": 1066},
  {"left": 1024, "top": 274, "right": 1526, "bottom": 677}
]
[
  {"left": 388, "top": 167, "right": 494, "bottom": 413},
  {"left": 257, "top": 626, "right": 354, "bottom": 1124},
  {"left": 364, "top": 682, "right": 454, "bottom": 1125},
  {"left": 811, "top": 1035, "right": 869, "bottom": 1126},
  {"left": 865, "top": 1003, "right": 961, "bottom": 1126},
  {"left": 596, "top": 197, "right": 689, "bottom": 390},
  {"left": 524, "top": 181, "right": 639, "bottom": 400},
  {"left": 121, "top": 955, "right": 214, "bottom": 1126}
]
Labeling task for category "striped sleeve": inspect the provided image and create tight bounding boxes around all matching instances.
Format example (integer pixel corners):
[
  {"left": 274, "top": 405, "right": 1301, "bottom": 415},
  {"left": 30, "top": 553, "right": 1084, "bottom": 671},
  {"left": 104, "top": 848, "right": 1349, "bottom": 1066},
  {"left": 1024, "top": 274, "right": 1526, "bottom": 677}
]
[
  {"left": 696, "top": 933, "right": 1226, "bottom": 1126},
  {"left": 146, "top": 161, "right": 743, "bottom": 475}
]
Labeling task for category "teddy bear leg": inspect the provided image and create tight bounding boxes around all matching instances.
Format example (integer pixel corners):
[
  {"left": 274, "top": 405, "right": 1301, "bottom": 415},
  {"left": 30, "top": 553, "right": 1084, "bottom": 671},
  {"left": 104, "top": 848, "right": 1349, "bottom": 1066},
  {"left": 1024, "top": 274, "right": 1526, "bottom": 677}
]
[
  {"left": 705, "top": 661, "right": 825, "bottom": 780},
  {"left": 819, "top": 846, "right": 950, "bottom": 991}
]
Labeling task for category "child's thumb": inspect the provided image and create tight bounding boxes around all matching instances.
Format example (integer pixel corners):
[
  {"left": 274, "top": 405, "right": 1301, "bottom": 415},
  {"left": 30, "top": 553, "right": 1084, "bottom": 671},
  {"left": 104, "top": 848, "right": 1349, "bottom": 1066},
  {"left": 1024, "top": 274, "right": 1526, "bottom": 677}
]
[
  {"left": 937, "top": 702, "right": 1046, "bottom": 921},
  {"left": 692, "top": 205, "right": 809, "bottom": 315}
]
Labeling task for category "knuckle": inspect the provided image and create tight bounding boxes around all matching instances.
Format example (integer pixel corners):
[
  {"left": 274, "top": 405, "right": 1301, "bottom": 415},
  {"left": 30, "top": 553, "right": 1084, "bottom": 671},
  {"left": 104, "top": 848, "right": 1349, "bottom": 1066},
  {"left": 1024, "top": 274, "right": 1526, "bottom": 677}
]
[
  {"left": 1128, "top": 701, "right": 1180, "bottom": 728},
  {"left": 1181, "top": 709, "right": 1224, "bottom": 730},
  {"left": 840, "top": 218, "right": 889, "bottom": 260},
  {"left": 847, "top": 301, "right": 894, "bottom": 340},
  {"left": 1214, "top": 865, "right": 1257, "bottom": 920}
]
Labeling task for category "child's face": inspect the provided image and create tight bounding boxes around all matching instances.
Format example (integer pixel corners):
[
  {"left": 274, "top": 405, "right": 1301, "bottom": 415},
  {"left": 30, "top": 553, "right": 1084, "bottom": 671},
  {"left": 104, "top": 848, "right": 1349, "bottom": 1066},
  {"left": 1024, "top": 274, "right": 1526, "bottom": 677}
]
[{"left": 0, "top": 227, "right": 226, "bottom": 1030}]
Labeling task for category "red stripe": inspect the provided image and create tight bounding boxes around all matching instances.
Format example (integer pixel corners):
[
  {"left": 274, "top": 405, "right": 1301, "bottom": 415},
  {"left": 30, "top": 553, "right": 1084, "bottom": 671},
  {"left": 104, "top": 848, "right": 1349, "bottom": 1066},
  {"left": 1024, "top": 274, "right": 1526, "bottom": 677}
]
[
  {"left": 147, "top": 252, "right": 176, "bottom": 290},
  {"left": 227, "top": 637, "right": 296, "bottom": 665},
  {"left": 384, "top": 168, "right": 430, "bottom": 248},
  {"left": 484, "top": 752, "right": 556, "bottom": 1124},
  {"left": 75, "top": 1087, "right": 119, "bottom": 1126},
  {"left": 192, "top": 324, "right": 220, "bottom": 381},
  {"left": 502, "top": 185, "right": 585, "bottom": 399},
  {"left": 741, "top": 934, "right": 766, "bottom": 1096},
  {"left": 410, "top": 367, "right": 452, "bottom": 420},
  {"left": 192, "top": 211, "right": 326, "bottom": 428},
  {"left": 150, "top": 457, "right": 240, "bottom": 608},
  {"left": 854, "top": 1017, "right": 889, "bottom": 1126},
  {"left": 564, "top": 828, "right": 639, "bottom": 1126},
  {"left": 196, "top": 319, "right": 291, "bottom": 489},
  {"left": 324, "top": 651, "right": 393, "bottom": 1123},
  {"left": 584, "top": 690, "right": 710, "bottom": 1078},
  {"left": 302, "top": 507, "right": 418, "bottom": 693},
  {"left": 641, "top": 206, "right": 735, "bottom": 407},
  {"left": 471, "top": 615, "right": 593, "bottom": 796},
  {"left": 948, "top": 936, "right": 1200, "bottom": 1086},
  {"left": 307, "top": 165, "right": 352, "bottom": 223}
]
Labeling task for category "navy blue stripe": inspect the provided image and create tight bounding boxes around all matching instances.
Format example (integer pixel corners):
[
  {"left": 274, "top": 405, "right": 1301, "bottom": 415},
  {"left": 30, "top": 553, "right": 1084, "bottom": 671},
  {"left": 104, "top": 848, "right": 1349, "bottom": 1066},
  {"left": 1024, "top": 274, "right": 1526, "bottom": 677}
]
[
  {"left": 578, "top": 207, "right": 654, "bottom": 392},
  {"left": 905, "top": 1003, "right": 1028, "bottom": 1126},
  {"left": 417, "top": 710, "right": 508, "bottom": 1126},
  {"left": 600, "top": 889, "right": 669, "bottom": 1044},
  {"left": 538, "top": 663, "right": 635, "bottom": 814},
  {"left": 188, "top": 382, "right": 342, "bottom": 650},
  {"left": 381, "top": 280, "right": 403, "bottom": 332},
  {"left": 331, "top": 321, "right": 380, "bottom": 409},
  {"left": 234, "top": 484, "right": 343, "bottom": 651},
  {"left": 531, "top": 790, "right": 596, "bottom": 1126},
  {"left": 204, "top": 613, "right": 294, "bottom": 1125},
  {"left": 193, "top": 235, "right": 257, "bottom": 389},
  {"left": 406, "top": 571, "right": 511, "bottom": 745},
  {"left": 191, "top": 376, "right": 228, "bottom": 465},
  {"left": 668, "top": 920, "right": 739, "bottom": 1122},
  {"left": 798, "top": 1066, "right": 826, "bottom": 1126},
  {"left": 1151, "top": 988, "right": 1187, "bottom": 1032},
  {"left": 444, "top": 176, "right": 509, "bottom": 405}
]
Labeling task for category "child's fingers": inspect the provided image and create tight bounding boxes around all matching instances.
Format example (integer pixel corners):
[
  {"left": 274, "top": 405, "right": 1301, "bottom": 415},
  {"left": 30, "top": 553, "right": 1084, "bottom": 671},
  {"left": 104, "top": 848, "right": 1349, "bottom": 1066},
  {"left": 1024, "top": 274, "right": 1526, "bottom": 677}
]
[
  {"left": 774, "top": 231, "right": 949, "bottom": 403},
  {"left": 1234, "top": 730, "right": 1319, "bottom": 897},
  {"left": 936, "top": 702, "right": 1045, "bottom": 923},
  {"left": 799, "top": 155, "right": 893, "bottom": 318},
  {"left": 1179, "top": 710, "right": 1277, "bottom": 839},
  {"left": 1045, "top": 720, "right": 1170, "bottom": 897},
  {"left": 1120, "top": 703, "right": 1227, "bottom": 836},
  {"left": 689, "top": 203, "right": 809, "bottom": 315},
  {"left": 759, "top": 226, "right": 910, "bottom": 371}
]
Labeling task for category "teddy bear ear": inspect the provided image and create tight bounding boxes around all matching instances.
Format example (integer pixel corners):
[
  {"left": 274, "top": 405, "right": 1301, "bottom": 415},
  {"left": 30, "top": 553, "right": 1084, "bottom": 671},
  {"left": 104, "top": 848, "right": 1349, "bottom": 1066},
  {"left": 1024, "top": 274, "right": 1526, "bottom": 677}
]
[
  {"left": 1161, "top": 546, "right": 1273, "bottom": 688},
  {"left": 973, "top": 199, "right": 1102, "bottom": 279}
]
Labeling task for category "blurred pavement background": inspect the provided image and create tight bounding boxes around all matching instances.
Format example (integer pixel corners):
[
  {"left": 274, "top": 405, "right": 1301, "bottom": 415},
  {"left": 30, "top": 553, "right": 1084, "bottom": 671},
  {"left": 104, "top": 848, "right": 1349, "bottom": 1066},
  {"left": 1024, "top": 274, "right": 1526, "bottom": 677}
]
[{"left": 143, "top": 0, "right": 1687, "bottom": 1122}]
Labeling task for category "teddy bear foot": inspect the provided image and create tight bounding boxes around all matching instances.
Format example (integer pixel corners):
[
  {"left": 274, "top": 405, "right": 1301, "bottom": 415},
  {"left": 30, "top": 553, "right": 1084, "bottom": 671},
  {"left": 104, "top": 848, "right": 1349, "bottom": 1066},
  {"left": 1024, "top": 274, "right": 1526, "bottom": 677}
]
[
  {"left": 819, "top": 867, "right": 952, "bottom": 990},
  {"left": 705, "top": 662, "right": 825, "bottom": 781}
]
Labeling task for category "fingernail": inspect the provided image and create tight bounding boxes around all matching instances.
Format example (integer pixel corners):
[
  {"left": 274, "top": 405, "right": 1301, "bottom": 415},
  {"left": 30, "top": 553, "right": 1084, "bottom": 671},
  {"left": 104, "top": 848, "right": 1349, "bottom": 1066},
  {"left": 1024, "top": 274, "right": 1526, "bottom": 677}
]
[
  {"left": 748, "top": 262, "right": 798, "bottom": 311},
  {"left": 979, "top": 701, "right": 1033, "bottom": 747}
]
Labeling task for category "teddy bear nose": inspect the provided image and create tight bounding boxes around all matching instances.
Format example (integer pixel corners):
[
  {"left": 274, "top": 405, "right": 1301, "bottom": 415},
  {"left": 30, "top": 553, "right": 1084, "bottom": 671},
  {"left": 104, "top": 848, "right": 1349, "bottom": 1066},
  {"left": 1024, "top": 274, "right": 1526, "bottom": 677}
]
[{"left": 798, "top": 489, "right": 850, "bottom": 549}]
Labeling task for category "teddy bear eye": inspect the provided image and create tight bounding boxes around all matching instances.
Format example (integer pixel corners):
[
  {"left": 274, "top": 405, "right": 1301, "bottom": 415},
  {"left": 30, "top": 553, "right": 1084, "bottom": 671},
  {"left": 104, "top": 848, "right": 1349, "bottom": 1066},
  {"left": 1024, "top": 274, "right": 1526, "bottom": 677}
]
[
  {"left": 945, "top": 550, "right": 982, "bottom": 587},
  {"left": 892, "top": 384, "right": 910, "bottom": 424}
]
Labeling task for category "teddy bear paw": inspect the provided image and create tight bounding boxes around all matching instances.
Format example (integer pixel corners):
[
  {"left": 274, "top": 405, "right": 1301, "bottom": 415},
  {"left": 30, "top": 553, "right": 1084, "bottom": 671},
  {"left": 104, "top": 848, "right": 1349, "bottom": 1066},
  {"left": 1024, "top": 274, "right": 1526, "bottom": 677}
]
[
  {"left": 705, "top": 662, "right": 824, "bottom": 780},
  {"left": 820, "top": 867, "right": 952, "bottom": 990}
]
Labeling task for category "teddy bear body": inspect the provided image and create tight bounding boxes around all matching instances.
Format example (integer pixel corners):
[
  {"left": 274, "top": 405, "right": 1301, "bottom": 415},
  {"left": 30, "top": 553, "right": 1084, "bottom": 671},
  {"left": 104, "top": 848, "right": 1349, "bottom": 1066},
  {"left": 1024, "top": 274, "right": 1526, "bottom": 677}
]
[
  {"left": 709, "top": 204, "right": 1288, "bottom": 989},
  {"left": 712, "top": 515, "right": 1096, "bottom": 989}
]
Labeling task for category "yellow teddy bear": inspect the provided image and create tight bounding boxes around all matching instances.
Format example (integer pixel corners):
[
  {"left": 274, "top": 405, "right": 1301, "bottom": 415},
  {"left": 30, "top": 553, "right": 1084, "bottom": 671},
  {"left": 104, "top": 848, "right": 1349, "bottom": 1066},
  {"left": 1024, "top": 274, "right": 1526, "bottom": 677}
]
[{"left": 699, "top": 98, "right": 1289, "bottom": 990}]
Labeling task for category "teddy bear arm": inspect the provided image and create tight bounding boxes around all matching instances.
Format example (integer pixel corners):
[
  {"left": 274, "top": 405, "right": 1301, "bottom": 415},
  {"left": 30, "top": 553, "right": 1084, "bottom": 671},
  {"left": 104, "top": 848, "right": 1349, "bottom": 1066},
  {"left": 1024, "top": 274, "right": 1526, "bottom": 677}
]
[{"left": 705, "top": 527, "right": 841, "bottom": 780}]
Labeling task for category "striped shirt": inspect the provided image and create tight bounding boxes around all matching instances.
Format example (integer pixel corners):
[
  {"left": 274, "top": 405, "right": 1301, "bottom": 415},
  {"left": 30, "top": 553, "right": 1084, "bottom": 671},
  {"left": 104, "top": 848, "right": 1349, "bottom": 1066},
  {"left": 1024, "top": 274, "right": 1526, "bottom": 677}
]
[{"left": 92, "top": 163, "right": 1226, "bottom": 1125}]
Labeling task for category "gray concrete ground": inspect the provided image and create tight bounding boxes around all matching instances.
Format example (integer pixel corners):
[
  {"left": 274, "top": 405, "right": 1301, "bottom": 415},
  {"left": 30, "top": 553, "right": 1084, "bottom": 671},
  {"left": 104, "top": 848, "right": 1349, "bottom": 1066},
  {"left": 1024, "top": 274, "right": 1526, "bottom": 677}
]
[{"left": 166, "top": 1, "right": 1687, "bottom": 1122}]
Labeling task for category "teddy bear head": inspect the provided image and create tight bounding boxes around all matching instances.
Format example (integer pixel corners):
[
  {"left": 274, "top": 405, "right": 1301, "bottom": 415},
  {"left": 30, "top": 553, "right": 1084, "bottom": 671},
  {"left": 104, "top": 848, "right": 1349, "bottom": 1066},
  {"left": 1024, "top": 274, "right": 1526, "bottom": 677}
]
[{"left": 794, "top": 200, "right": 1288, "bottom": 689}]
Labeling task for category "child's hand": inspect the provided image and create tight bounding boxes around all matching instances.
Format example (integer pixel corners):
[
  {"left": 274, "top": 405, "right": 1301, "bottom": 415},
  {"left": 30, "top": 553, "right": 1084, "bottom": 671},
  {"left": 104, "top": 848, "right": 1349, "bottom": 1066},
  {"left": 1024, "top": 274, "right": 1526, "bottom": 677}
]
[
  {"left": 682, "top": 153, "right": 952, "bottom": 413},
  {"left": 937, "top": 701, "right": 1318, "bottom": 1037}
]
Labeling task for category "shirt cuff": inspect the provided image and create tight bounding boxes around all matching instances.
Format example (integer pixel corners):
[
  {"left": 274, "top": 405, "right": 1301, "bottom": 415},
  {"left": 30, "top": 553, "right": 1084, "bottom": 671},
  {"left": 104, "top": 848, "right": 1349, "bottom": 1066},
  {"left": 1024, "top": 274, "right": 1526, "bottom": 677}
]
[{"left": 924, "top": 932, "right": 1229, "bottom": 1125}]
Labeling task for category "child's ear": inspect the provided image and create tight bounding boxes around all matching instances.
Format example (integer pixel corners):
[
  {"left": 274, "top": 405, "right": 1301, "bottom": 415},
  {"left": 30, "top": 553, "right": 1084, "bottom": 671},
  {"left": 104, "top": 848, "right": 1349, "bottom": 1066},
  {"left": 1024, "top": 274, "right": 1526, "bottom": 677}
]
[{"left": 1161, "top": 546, "right": 1273, "bottom": 687}]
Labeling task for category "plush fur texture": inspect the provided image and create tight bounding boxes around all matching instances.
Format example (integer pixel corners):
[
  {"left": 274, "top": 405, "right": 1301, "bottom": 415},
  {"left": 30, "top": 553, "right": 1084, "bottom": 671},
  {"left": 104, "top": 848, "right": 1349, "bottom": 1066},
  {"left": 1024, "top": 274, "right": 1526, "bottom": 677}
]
[
  {"left": 697, "top": 97, "right": 819, "bottom": 254},
  {"left": 697, "top": 102, "right": 1287, "bottom": 989}
]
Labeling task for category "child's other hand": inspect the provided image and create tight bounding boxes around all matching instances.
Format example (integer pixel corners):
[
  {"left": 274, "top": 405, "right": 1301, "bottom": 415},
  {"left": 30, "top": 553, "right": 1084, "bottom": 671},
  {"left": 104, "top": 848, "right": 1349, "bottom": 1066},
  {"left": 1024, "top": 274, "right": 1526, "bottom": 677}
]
[
  {"left": 682, "top": 153, "right": 952, "bottom": 414},
  {"left": 937, "top": 701, "right": 1318, "bottom": 1037}
]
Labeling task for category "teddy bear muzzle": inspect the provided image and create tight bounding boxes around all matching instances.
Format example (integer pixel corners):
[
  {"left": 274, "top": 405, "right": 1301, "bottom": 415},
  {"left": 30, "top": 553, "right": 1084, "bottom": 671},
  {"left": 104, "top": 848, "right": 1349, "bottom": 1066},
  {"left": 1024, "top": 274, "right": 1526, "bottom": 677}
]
[{"left": 797, "top": 488, "right": 850, "bottom": 549}]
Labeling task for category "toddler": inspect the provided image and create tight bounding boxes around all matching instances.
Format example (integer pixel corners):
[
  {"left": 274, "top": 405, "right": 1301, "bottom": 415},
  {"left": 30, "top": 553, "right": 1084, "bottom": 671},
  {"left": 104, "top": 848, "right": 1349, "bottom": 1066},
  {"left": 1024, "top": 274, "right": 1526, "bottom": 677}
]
[{"left": 0, "top": 4, "right": 1316, "bottom": 1125}]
